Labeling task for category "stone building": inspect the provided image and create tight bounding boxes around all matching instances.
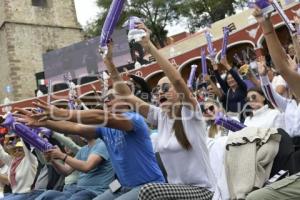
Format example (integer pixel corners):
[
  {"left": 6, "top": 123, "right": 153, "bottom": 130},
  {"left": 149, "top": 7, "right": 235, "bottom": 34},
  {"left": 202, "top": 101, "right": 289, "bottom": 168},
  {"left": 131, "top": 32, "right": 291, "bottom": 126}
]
[{"left": 0, "top": 0, "right": 83, "bottom": 101}]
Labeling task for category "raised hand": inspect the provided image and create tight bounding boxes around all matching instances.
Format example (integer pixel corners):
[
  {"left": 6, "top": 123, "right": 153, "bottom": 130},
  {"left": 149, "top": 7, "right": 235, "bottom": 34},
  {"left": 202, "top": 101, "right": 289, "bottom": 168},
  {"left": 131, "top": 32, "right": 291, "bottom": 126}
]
[
  {"left": 32, "top": 99, "right": 67, "bottom": 121},
  {"left": 252, "top": 6, "right": 271, "bottom": 23},
  {"left": 135, "top": 22, "right": 152, "bottom": 51},
  {"left": 47, "top": 146, "right": 65, "bottom": 160},
  {"left": 103, "top": 40, "right": 114, "bottom": 64},
  {"left": 14, "top": 108, "right": 47, "bottom": 127},
  {"left": 294, "top": 16, "right": 300, "bottom": 28},
  {"left": 257, "top": 56, "right": 268, "bottom": 76}
]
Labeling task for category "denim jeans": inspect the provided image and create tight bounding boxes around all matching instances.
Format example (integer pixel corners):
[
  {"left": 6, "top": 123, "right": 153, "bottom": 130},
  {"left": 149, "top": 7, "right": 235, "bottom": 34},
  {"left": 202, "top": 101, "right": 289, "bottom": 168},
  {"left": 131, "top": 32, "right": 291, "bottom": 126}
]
[
  {"left": 2, "top": 190, "right": 45, "bottom": 200},
  {"left": 93, "top": 186, "right": 142, "bottom": 200},
  {"left": 35, "top": 184, "right": 97, "bottom": 200}
]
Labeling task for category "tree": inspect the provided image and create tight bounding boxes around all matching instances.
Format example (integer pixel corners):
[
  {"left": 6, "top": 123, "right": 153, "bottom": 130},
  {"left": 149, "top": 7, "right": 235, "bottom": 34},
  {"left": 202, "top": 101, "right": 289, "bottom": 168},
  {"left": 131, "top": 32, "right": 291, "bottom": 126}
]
[
  {"left": 84, "top": 0, "right": 247, "bottom": 45},
  {"left": 179, "top": 0, "right": 247, "bottom": 32},
  {"left": 85, "top": 0, "right": 182, "bottom": 48}
]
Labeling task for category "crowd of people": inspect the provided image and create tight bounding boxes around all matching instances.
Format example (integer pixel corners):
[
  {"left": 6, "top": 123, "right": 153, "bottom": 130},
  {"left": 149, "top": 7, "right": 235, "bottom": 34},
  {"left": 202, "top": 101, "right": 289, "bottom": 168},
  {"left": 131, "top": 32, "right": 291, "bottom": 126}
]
[{"left": 0, "top": 5, "right": 300, "bottom": 200}]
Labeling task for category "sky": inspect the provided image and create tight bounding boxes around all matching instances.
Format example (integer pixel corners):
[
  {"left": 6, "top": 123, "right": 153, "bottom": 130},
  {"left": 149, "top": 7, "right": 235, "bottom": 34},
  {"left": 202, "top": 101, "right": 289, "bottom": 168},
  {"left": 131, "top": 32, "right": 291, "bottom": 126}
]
[{"left": 74, "top": 0, "right": 187, "bottom": 36}]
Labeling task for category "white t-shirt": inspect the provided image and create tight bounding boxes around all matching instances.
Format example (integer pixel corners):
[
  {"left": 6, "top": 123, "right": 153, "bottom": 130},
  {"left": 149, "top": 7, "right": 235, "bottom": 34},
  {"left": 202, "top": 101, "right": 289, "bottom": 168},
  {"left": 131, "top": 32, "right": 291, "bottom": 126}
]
[
  {"left": 244, "top": 105, "right": 284, "bottom": 129},
  {"left": 272, "top": 75, "right": 287, "bottom": 97},
  {"left": 147, "top": 105, "right": 216, "bottom": 191},
  {"left": 0, "top": 164, "right": 8, "bottom": 198},
  {"left": 207, "top": 137, "right": 229, "bottom": 200}
]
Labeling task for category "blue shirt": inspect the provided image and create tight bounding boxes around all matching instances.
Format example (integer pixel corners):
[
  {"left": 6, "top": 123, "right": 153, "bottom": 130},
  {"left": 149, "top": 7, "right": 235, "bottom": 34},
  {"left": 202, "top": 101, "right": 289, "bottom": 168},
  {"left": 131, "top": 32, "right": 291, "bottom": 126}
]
[
  {"left": 96, "top": 112, "right": 165, "bottom": 187},
  {"left": 75, "top": 139, "right": 114, "bottom": 194}
]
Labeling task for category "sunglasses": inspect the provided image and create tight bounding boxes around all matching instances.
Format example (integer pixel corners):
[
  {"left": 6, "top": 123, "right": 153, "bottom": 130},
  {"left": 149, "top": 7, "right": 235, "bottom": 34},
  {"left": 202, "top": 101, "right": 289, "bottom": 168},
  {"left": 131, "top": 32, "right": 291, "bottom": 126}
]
[
  {"left": 205, "top": 105, "right": 215, "bottom": 113},
  {"left": 152, "top": 83, "right": 170, "bottom": 94},
  {"left": 246, "top": 94, "right": 257, "bottom": 102}
]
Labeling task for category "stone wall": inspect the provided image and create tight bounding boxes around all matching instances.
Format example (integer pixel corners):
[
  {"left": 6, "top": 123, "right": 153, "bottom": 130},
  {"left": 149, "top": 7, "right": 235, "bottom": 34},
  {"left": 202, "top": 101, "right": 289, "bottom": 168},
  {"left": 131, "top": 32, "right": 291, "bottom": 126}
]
[
  {"left": 0, "top": 0, "right": 83, "bottom": 101},
  {"left": 5, "top": 0, "right": 80, "bottom": 28}
]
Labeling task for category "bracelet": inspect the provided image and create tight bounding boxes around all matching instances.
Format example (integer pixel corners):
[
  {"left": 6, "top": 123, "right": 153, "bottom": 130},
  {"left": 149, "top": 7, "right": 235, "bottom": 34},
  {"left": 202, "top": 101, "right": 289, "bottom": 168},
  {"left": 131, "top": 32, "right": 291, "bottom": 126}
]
[
  {"left": 263, "top": 30, "right": 274, "bottom": 35},
  {"left": 63, "top": 154, "right": 68, "bottom": 162}
]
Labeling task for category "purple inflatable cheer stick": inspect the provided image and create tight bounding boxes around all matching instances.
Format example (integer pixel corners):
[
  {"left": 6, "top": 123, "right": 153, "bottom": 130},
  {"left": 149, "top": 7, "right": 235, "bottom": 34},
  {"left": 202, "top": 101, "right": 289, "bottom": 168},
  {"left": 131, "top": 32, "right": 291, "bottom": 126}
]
[
  {"left": 99, "top": 0, "right": 126, "bottom": 56},
  {"left": 205, "top": 30, "right": 216, "bottom": 59},
  {"left": 13, "top": 123, "right": 53, "bottom": 152},
  {"left": 271, "top": 0, "right": 296, "bottom": 33},
  {"left": 221, "top": 27, "right": 230, "bottom": 59},
  {"left": 187, "top": 65, "right": 198, "bottom": 89},
  {"left": 1, "top": 114, "right": 53, "bottom": 152},
  {"left": 215, "top": 112, "right": 246, "bottom": 132},
  {"left": 248, "top": 0, "right": 274, "bottom": 15},
  {"left": 35, "top": 127, "right": 53, "bottom": 138},
  {"left": 221, "top": 23, "right": 236, "bottom": 59},
  {"left": 123, "top": 16, "right": 147, "bottom": 43},
  {"left": 201, "top": 48, "right": 207, "bottom": 79}
]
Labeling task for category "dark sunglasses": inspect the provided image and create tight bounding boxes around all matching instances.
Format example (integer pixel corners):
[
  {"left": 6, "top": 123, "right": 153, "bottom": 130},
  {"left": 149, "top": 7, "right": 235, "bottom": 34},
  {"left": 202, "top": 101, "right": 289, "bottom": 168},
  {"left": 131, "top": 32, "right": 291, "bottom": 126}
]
[
  {"left": 205, "top": 105, "right": 215, "bottom": 113},
  {"left": 246, "top": 94, "right": 257, "bottom": 102},
  {"left": 152, "top": 83, "right": 170, "bottom": 94}
]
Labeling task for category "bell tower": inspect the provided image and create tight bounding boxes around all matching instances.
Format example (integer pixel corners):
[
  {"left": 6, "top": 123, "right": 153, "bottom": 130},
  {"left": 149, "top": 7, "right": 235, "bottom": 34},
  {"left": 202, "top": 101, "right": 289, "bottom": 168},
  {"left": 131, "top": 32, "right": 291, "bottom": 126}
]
[{"left": 0, "top": 0, "right": 84, "bottom": 101}]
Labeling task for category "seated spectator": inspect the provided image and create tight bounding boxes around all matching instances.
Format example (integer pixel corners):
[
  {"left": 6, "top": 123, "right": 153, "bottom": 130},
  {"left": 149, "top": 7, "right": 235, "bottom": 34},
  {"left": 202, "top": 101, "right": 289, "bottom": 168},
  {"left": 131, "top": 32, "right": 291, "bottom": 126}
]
[
  {"left": 0, "top": 159, "right": 9, "bottom": 198},
  {"left": 203, "top": 99, "right": 227, "bottom": 138},
  {"left": 22, "top": 132, "right": 83, "bottom": 199},
  {"left": 108, "top": 24, "right": 216, "bottom": 200},
  {"left": 204, "top": 75, "right": 223, "bottom": 101},
  {"left": 16, "top": 92, "right": 165, "bottom": 200},
  {"left": 0, "top": 136, "right": 38, "bottom": 200},
  {"left": 35, "top": 138, "right": 114, "bottom": 200},
  {"left": 245, "top": 5, "right": 300, "bottom": 200},
  {"left": 258, "top": 57, "right": 300, "bottom": 138},
  {"left": 243, "top": 88, "right": 284, "bottom": 129},
  {"left": 212, "top": 57, "right": 248, "bottom": 117}
]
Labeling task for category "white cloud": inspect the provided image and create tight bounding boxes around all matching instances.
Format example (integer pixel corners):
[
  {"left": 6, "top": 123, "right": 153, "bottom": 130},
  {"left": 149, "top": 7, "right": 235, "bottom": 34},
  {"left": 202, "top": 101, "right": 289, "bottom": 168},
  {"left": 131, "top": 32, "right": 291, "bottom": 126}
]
[{"left": 74, "top": 0, "right": 100, "bottom": 27}]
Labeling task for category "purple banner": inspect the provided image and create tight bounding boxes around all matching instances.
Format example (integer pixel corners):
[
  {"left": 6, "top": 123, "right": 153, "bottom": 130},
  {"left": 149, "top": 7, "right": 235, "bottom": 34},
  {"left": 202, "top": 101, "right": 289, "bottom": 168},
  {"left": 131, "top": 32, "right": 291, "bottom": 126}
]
[{"left": 99, "top": 0, "right": 126, "bottom": 55}]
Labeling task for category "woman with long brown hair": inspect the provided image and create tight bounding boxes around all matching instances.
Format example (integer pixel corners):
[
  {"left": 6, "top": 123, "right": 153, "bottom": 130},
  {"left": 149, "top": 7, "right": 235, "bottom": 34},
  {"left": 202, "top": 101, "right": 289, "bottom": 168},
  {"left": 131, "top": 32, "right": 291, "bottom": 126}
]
[{"left": 103, "top": 23, "right": 216, "bottom": 200}]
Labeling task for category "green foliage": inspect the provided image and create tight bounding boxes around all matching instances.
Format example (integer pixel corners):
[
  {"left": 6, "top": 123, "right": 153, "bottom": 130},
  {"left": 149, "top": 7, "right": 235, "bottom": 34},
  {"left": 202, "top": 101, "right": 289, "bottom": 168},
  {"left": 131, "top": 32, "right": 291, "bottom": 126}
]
[
  {"left": 179, "top": 0, "right": 248, "bottom": 32},
  {"left": 85, "top": 0, "right": 182, "bottom": 47},
  {"left": 84, "top": 0, "right": 247, "bottom": 45}
]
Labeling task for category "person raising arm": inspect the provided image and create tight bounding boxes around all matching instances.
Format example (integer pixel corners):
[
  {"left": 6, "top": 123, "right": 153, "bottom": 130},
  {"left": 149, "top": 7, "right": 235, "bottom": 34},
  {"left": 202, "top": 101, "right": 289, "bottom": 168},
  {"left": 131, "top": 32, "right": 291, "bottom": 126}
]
[{"left": 252, "top": 4, "right": 300, "bottom": 98}]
